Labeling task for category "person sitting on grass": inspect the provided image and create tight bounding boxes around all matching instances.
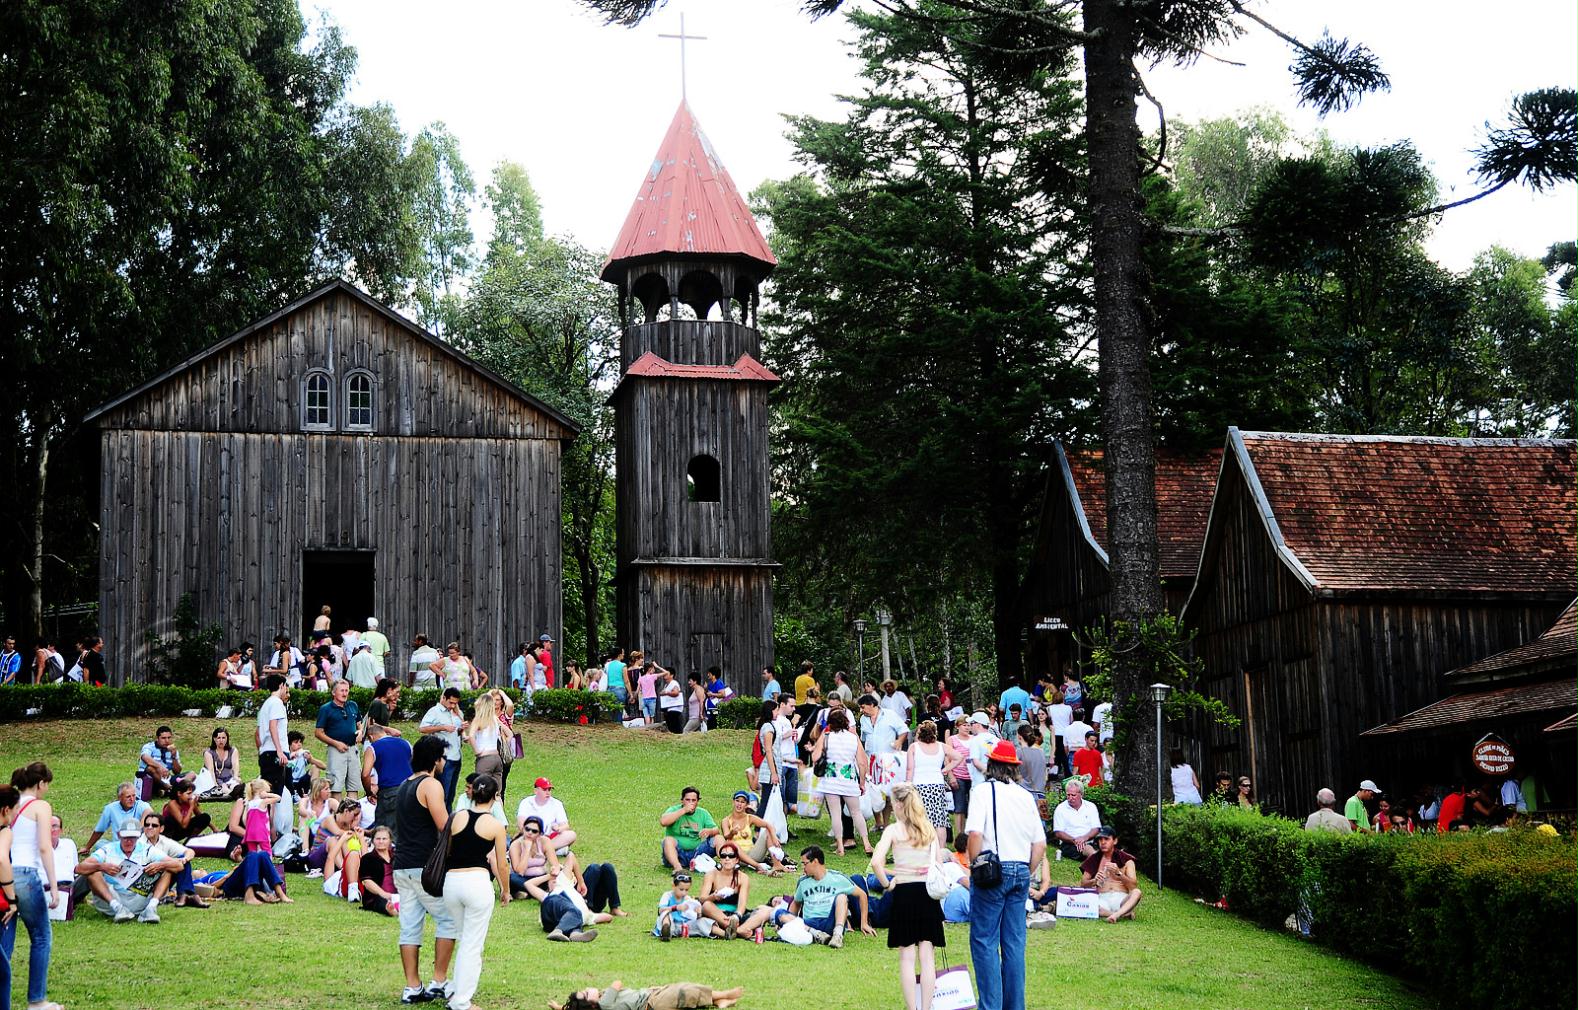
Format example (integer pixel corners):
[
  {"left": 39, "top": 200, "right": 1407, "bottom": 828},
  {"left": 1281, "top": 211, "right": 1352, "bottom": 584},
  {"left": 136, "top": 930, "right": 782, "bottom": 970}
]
[
  {"left": 717, "top": 791, "right": 790, "bottom": 876},
  {"left": 790, "top": 845, "right": 876, "bottom": 949},
  {"left": 76, "top": 825, "right": 181, "bottom": 923},
  {"left": 660, "top": 786, "right": 720, "bottom": 872},
  {"left": 517, "top": 845, "right": 626, "bottom": 920},
  {"left": 654, "top": 870, "right": 711, "bottom": 939},
  {"left": 306, "top": 798, "right": 364, "bottom": 879},
  {"left": 356, "top": 825, "right": 399, "bottom": 916},
  {"left": 516, "top": 777, "right": 576, "bottom": 854},
  {"left": 82, "top": 781, "right": 151, "bottom": 856},
  {"left": 456, "top": 772, "right": 508, "bottom": 824},
  {"left": 137, "top": 724, "right": 190, "bottom": 798},
  {"left": 139, "top": 811, "right": 210, "bottom": 910},
  {"left": 160, "top": 779, "right": 214, "bottom": 842},
  {"left": 1078, "top": 825, "right": 1142, "bottom": 923},
  {"left": 1051, "top": 779, "right": 1102, "bottom": 860},
  {"left": 696, "top": 843, "right": 755, "bottom": 938},
  {"left": 509, "top": 815, "right": 562, "bottom": 898},
  {"left": 553, "top": 980, "right": 745, "bottom": 1010}
]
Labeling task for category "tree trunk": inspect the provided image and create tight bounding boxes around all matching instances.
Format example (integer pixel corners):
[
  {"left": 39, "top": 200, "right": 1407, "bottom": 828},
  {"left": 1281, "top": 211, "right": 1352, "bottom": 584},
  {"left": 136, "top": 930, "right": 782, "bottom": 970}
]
[
  {"left": 577, "top": 544, "right": 599, "bottom": 667},
  {"left": 24, "top": 408, "right": 53, "bottom": 642},
  {"left": 1083, "top": 0, "right": 1166, "bottom": 800}
]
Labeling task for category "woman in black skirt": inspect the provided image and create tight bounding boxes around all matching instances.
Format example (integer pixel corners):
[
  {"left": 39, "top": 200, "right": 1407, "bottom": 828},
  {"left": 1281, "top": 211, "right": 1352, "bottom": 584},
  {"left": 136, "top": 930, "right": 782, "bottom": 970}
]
[{"left": 869, "top": 783, "right": 946, "bottom": 1010}]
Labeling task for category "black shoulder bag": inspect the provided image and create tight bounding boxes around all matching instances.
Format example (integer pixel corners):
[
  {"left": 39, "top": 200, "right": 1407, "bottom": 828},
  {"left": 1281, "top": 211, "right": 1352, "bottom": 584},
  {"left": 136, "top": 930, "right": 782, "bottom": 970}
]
[
  {"left": 420, "top": 781, "right": 455, "bottom": 897},
  {"left": 970, "top": 782, "right": 1003, "bottom": 889}
]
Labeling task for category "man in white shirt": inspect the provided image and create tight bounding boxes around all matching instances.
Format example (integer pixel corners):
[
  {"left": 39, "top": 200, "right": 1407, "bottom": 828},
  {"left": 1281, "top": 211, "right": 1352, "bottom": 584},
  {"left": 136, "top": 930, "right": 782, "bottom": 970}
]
[
  {"left": 1062, "top": 717, "right": 1095, "bottom": 762},
  {"left": 965, "top": 713, "right": 1001, "bottom": 788},
  {"left": 140, "top": 812, "right": 208, "bottom": 908},
  {"left": 76, "top": 826, "right": 171, "bottom": 923},
  {"left": 419, "top": 688, "right": 465, "bottom": 806},
  {"left": 1091, "top": 700, "right": 1114, "bottom": 744},
  {"left": 347, "top": 642, "right": 381, "bottom": 689},
  {"left": 858, "top": 695, "right": 909, "bottom": 757},
  {"left": 1051, "top": 779, "right": 1102, "bottom": 860},
  {"left": 256, "top": 674, "right": 291, "bottom": 796},
  {"left": 964, "top": 739, "right": 1046, "bottom": 1010},
  {"left": 516, "top": 777, "right": 576, "bottom": 854},
  {"left": 657, "top": 668, "right": 685, "bottom": 733},
  {"left": 771, "top": 696, "right": 802, "bottom": 815},
  {"left": 360, "top": 617, "right": 391, "bottom": 672},
  {"left": 878, "top": 681, "right": 912, "bottom": 725}
]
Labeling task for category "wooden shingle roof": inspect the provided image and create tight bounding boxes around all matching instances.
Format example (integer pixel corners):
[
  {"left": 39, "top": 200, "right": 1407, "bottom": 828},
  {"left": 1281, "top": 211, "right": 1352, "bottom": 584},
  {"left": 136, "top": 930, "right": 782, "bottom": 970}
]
[
  {"left": 1360, "top": 677, "right": 1576, "bottom": 737},
  {"left": 1059, "top": 444, "right": 1222, "bottom": 581},
  {"left": 1192, "top": 430, "right": 1576, "bottom": 602}
]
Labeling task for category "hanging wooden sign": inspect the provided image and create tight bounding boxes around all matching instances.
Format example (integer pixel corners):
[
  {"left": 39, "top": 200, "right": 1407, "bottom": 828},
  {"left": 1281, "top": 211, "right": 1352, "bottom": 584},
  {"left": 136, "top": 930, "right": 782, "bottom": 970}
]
[{"left": 1471, "top": 733, "right": 1516, "bottom": 776}]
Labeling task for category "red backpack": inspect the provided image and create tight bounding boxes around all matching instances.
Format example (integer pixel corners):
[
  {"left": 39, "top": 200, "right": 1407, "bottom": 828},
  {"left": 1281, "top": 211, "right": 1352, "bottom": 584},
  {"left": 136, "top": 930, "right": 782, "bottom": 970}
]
[{"left": 752, "top": 727, "right": 766, "bottom": 769}]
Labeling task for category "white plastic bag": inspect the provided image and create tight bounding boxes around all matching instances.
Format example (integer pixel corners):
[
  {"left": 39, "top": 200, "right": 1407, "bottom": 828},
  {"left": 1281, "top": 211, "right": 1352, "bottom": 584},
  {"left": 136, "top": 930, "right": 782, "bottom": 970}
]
[
  {"left": 778, "top": 918, "right": 814, "bottom": 946},
  {"left": 191, "top": 768, "right": 216, "bottom": 796},
  {"left": 860, "top": 782, "right": 886, "bottom": 820},
  {"left": 763, "top": 786, "right": 789, "bottom": 841},
  {"left": 271, "top": 799, "right": 294, "bottom": 837}
]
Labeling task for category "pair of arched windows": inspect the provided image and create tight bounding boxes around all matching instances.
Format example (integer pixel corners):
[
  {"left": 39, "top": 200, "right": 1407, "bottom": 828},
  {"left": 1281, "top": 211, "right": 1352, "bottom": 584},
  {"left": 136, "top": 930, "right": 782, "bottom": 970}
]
[{"left": 303, "top": 370, "right": 375, "bottom": 431}]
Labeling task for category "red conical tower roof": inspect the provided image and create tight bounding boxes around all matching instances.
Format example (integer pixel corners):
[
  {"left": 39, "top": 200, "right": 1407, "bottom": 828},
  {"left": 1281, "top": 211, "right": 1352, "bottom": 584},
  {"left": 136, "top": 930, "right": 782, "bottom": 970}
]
[{"left": 602, "top": 102, "right": 776, "bottom": 280}]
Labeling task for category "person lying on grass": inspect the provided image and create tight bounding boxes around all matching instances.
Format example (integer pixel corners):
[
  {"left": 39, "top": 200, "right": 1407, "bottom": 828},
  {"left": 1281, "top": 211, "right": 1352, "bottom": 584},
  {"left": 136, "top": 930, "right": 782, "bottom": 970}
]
[
  {"left": 1078, "top": 825, "right": 1142, "bottom": 923},
  {"left": 553, "top": 981, "right": 745, "bottom": 1010}
]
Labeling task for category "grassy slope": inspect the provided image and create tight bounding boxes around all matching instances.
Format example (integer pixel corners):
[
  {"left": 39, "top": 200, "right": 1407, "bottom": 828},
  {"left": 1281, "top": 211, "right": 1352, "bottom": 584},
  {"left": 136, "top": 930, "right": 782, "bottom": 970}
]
[{"left": 1, "top": 718, "right": 1430, "bottom": 1010}]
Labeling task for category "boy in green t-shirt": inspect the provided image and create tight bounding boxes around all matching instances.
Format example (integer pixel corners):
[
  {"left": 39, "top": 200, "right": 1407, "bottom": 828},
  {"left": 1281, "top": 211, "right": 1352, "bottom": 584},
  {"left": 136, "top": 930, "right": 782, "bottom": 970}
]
[
  {"left": 660, "top": 786, "right": 720, "bottom": 871},
  {"left": 553, "top": 980, "right": 744, "bottom": 1010}
]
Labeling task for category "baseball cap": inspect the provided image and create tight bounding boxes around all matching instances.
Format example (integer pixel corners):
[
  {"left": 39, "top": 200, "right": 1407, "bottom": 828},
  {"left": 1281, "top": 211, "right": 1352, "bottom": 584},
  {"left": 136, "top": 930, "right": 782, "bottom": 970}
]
[
  {"left": 1096, "top": 825, "right": 1117, "bottom": 839},
  {"left": 539, "top": 633, "right": 554, "bottom": 642},
  {"left": 968, "top": 712, "right": 991, "bottom": 727},
  {"left": 534, "top": 777, "right": 553, "bottom": 790},
  {"left": 119, "top": 826, "right": 144, "bottom": 838},
  {"left": 733, "top": 790, "right": 754, "bottom": 802},
  {"left": 366, "top": 617, "right": 378, "bottom": 628},
  {"left": 1359, "top": 779, "right": 1382, "bottom": 793}
]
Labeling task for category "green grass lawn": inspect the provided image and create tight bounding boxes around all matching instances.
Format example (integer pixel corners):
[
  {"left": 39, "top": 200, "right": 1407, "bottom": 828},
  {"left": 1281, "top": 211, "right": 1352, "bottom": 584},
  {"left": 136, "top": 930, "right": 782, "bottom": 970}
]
[{"left": 2, "top": 718, "right": 1432, "bottom": 1010}]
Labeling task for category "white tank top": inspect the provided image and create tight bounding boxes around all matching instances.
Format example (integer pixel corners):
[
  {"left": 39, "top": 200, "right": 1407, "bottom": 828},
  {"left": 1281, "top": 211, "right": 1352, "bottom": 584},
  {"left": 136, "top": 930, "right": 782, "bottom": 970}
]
[
  {"left": 10, "top": 796, "right": 44, "bottom": 870},
  {"left": 1170, "top": 764, "right": 1202, "bottom": 804},
  {"left": 911, "top": 742, "right": 947, "bottom": 785}
]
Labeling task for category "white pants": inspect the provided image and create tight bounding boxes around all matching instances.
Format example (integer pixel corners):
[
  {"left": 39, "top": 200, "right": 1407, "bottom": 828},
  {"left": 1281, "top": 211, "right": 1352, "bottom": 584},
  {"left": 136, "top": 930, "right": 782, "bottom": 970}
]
[{"left": 442, "top": 871, "right": 497, "bottom": 1010}]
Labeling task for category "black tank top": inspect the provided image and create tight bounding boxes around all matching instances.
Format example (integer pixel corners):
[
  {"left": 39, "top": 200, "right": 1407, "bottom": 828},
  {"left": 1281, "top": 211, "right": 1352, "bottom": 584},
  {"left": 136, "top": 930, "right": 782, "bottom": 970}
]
[
  {"left": 447, "top": 811, "right": 493, "bottom": 870},
  {"left": 392, "top": 773, "right": 441, "bottom": 871}
]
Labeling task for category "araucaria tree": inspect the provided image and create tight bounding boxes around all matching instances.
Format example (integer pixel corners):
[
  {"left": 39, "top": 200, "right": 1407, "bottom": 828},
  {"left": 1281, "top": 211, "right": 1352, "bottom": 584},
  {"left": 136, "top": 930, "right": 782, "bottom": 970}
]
[{"left": 752, "top": 4, "right": 1094, "bottom": 687}]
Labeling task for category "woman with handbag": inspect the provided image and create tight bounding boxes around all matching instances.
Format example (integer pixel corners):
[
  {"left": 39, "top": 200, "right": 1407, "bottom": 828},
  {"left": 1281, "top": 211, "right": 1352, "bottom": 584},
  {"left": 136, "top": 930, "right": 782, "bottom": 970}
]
[
  {"left": 465, "top": 693, "right": 505, "bottom": 796},
  {"left": 869, "top": 783, "right": 946, "bottom": 1010},
  {"left": 808, "top": 709, "right": 872, "bottom": 856},
  {"left": 489, "top": 688, "right": 518, "bottom": 796}
]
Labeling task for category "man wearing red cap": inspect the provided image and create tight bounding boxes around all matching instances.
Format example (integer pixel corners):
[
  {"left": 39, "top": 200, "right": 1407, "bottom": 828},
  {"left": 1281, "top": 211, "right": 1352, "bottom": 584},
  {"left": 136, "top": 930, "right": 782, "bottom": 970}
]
[
  {"left": 516, "top": 777, "right": 576, "bottom": 854},
  {"left": 965, "top": 738, "right": 1046, "bottom": 1010}
]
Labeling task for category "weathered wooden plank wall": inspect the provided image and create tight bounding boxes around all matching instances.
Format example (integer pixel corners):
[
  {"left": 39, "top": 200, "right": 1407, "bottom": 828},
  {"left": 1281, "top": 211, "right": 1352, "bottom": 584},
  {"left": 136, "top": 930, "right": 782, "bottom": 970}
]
[{"left": 96, "top": 288, "right": 566, "bottom": 683}]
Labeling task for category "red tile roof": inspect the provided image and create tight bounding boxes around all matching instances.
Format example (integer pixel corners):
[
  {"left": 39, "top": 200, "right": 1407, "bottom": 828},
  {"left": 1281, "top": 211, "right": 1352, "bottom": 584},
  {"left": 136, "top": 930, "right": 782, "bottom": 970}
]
[
  {"left": 1063, "top": 447, "right": 1223, "bottom": 581},
  {"left": 603, "top": 102, "right": 776, "bottom": 277},
  {"left": 1236, "top": 432, "right": 1576, "bottom": 595},
  {"left": 1360, "top": 677, "right": 1576, "bottom": 737},
  {"left": 624, "top": 351, "right": 779, "bottom": 383},
  {"left": 1448, "top": 599, "right": 1577, "bottom": 682}
]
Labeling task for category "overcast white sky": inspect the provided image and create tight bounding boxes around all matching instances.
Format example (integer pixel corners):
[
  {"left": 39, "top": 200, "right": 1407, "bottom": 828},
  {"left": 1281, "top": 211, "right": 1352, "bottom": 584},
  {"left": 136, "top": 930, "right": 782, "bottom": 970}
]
[{"left": 314, "top": 0, "right": 1575, "bottom": 271}]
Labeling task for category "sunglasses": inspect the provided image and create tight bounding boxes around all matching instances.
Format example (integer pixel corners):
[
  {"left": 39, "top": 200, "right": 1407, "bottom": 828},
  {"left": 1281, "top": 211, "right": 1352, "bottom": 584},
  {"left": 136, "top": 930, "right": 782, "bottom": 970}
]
[
  {"left": 143, "top": 822, "right": 161, "bottom": 829},
  {"left": 522, "top": 828, "right": 541, "bottom": 835},
  {"left": 719, "top": 851, "right": 739, "bottom": 859},
  {"left": 673, "top": 873, "right": 692, "bottom": 884}
]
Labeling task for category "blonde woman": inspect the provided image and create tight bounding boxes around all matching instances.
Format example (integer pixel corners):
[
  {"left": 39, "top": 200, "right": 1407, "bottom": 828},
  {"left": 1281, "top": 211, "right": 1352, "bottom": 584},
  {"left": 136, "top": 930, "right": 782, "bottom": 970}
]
[
  {"left": 869, "top": 783, "right": 945, "bottom": 1010},
  {"left": 488, "top": 687, "right": 518, "bottom": 794},
  {"left": 297, "top": 777, "right": 333, "bottom": 838},
  {"left": 466, "top": 692, "right": 504, "bottom": 790}
]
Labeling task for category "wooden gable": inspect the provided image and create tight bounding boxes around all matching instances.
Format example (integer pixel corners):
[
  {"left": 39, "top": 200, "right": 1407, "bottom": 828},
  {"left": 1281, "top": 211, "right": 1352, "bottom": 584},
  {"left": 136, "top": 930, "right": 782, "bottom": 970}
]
[{"left": 86, "top": 281, "right": 579, "bottom": 441}]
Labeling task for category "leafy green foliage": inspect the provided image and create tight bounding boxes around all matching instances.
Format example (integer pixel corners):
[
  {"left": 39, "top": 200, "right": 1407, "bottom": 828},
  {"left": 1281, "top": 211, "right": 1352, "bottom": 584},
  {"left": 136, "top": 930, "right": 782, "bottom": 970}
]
[
  {"left": 407, "top": 122, "right": 476, "bottom": 335},
  {"left": 521, "top": 688, "right": 621, "bottom": 724},
  {"left": 1290, "top": 34, "right": 1391, "bottom": 116},
  {"left": 1079, "top": 613, "right": 1238, "bottom": 752},
  {"left": 142, "top": 593, "right": 226, "bottom": 690},
  {"left": 1473, "top": 87, "right": 1577, "bottom": 192}
]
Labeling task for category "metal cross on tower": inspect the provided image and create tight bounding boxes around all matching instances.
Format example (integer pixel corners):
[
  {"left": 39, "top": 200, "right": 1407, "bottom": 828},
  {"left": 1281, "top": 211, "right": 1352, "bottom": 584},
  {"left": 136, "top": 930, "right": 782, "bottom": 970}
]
[{"left": 658, "top": 12, "right": 707, "bottom": 103}]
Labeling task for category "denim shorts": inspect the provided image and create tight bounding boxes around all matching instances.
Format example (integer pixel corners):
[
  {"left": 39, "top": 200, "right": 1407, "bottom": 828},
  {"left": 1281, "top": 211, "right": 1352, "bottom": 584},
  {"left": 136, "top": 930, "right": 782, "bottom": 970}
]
[{"left": 393, "top": 867, "right": 458, "bottom": 945}]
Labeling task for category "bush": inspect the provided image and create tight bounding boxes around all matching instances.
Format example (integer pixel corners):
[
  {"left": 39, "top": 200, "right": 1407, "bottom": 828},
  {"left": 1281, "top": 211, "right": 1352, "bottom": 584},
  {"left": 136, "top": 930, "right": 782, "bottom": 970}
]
[
  {"left": 714, "top": 697, "right": 764, "bottom": 729},
  {"left": 0, "top": 683, "right": 621, "bottom": 726},
  {"left": 1148, "top": 794, "right": 1576, "bottom": 1010}
]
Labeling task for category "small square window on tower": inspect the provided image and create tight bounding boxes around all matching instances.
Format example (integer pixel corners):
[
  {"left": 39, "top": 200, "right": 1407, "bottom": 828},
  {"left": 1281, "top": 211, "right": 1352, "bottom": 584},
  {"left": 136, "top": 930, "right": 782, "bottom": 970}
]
[{"left": 687, "top": 454, "right": 721, "bottom": 502}]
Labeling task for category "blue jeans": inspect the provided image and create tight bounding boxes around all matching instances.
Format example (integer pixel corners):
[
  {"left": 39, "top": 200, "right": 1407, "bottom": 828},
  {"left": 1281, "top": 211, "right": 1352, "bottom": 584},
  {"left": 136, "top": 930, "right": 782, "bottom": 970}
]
[
  {"left": 1, "top": 866, "right": 53, "bottom": 1006},
  {"left": 439, "top": 760, "right": 460, "bottom": 808},
  {"left": 969, "top": 860, "right": 1030, "bottom": 1010}
]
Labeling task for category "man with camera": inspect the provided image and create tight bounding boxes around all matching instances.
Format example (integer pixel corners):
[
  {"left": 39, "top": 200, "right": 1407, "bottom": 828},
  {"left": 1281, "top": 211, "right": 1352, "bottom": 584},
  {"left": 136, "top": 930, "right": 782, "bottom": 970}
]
[{"left": 965, "top": 739, "right": 1046, "bottom": 1010}]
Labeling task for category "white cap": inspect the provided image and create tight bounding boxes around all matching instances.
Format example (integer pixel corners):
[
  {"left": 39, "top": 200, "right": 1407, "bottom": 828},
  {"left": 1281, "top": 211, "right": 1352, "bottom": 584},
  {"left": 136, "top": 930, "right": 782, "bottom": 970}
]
[
  {"left": 1359, "top": 779, "right": 1382, "bottom": 794},
  {"left": 968, "top": 712, "right": 991, "bottom": 727},
  {"left": 119, "top": 826, "right": 144, "bottom": 838},
  {"left": 366, "top": 618, "right": 379, "bottom": 629}
]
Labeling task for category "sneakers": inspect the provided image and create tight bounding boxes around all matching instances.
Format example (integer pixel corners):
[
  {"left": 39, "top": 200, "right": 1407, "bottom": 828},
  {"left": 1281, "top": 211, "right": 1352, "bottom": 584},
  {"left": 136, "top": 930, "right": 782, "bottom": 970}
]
[
  {"left": 112, "top": 902, "right": 135, "bottom": 924},
  {"left": 305, "top": 868, "right": 324, "bottom": 879},
  {"left": 399, "top": 986, "right": 432, "bottom": 1004},
  {"left": 828, "top": 925, "right": 845, "bottom": 949},
  {"left": 137, "top": 903, "right": 161, "bottom": 924},
  {"left": 808, "top": 928, "right": 832, "bottom": 945},
  {"left": 547, "top": 928, "right": 569, "bottom": 942},
  {"left": 424, "top": 980, "right": 451, "bottom": 1002},
  {"left": 567, "top": 929, "right": 598, "bottom": 942},
  {"left": 346, "top": 883, "right": 361, "bottom": 904}
]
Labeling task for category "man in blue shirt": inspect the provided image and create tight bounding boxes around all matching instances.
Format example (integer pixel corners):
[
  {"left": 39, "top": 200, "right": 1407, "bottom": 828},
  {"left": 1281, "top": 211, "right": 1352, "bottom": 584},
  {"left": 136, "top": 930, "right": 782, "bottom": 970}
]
[
  {"left": 83, "top": 782, "right": 152, "bottom": 855},
  {"left": 509, "top": 642, "right": 530, "bottom": 689},
  {"left": 606, "top": 648, "right": 629, "bottom": 711},
  {"left": 0, "top": 636, "right": 21, "bottom": 683},
  {"left": 791, "top": 845, "right": 875, "bottom": 948},
  {"left": 761, "top": 666, "right": 782, "bottom": 701},
  {"left": 315, "top": 679, "right": 362, "bottom": 799},
  {"left": 999, "top": 681, "right": 1033, "bottom": 719}
]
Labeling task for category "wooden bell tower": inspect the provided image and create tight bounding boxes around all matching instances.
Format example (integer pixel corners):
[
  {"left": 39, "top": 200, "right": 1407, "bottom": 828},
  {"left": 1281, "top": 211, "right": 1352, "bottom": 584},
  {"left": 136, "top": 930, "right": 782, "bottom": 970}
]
[{"left": 602, "top": 102, "right": 778, "bottom": 687}]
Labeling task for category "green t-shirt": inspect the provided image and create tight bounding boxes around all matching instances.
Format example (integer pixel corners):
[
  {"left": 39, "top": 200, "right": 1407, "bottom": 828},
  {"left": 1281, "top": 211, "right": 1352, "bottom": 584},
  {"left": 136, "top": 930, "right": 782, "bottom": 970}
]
[
  {"left": 598, "top": 987, "right": 648, "bottom": 1010},
  {"left": 663, "top": 804, "right": 717, "bottom": 845},
  {"left": 1344, "top": 794, "right": 1367, "bottom": 826},
  {"left": 794, "top": 870, "right": 857, "bottom": 920}
]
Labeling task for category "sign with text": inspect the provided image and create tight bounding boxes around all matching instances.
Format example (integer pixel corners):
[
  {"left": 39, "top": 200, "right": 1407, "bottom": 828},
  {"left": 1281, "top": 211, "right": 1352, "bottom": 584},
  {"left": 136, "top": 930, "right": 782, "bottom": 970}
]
[
  {"left": 1055, "top": 886, "right": 1100, "bottom": 919},
  {"left": 1471, "top": 733, "right": 1516, "bottom": 776},
  {"left": 1033, "top": 615, "right": 1069, "bottom": 632}
]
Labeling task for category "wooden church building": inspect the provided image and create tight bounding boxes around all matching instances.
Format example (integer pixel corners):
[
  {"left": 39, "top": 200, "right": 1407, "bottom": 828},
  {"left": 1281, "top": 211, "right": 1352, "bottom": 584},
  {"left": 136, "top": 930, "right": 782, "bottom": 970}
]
[
  {"left": 1182, "top": 429, "right": 1575, "bottom": 814},
  {"left": 602, "top": 102, "right": 778, "bottom": 683},
  {"left": 87, "top": 281, "right": 578, "bottom": 683}
]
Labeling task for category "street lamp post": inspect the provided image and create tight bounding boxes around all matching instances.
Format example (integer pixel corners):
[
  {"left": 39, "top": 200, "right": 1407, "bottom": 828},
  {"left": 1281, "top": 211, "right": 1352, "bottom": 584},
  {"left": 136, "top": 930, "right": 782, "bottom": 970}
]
[
  {"left": 853, "top": 618, "right": 868, "bottom": 680},
  {"left": 1149, "top": 682, "right": 1174, "bottom": 890},
  {"left": 876, "top": 608, "right": 892, "bottom": 681}
]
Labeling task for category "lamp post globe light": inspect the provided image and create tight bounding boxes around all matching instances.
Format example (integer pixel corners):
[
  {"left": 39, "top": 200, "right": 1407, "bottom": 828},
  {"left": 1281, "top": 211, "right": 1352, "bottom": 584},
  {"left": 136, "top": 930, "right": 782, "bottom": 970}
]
[
  {"left": 1149, "top": 682, "right": 1174, "bottom": 889},
  {"left": 853, "top": 618, "right": 868, "bottom": 678}
]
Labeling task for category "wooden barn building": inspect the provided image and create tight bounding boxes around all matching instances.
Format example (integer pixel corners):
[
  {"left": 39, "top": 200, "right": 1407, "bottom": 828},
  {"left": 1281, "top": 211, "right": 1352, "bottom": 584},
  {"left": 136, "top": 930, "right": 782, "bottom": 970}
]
[
  {"left": 1361, "top": 599, "right": 1577, "bottom": 809},
  {"left": 602, "top": 102, "right": 778, "bottom": 683},
  {"left": 1020, "top": 441, "right": 1220, "bottom": 677},
  {"left": 1181, "top": 429, "right": 1576, "bottom": 814},
  {"left": 87, "top": 280, "right": 578, "bottom": 683}
]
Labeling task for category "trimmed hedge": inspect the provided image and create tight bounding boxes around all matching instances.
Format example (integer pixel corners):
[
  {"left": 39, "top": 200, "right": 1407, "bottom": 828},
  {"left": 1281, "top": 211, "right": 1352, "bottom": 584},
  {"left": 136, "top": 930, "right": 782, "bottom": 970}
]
[
  {"left": 0, "top": 683, "right": 620, "bottom": 725},
  {"left": 1150, "top": 797, "right": 1575, "bottom": 1010},
  {"left": 715, "top": 697, "right": 765, "bottom": 729}
]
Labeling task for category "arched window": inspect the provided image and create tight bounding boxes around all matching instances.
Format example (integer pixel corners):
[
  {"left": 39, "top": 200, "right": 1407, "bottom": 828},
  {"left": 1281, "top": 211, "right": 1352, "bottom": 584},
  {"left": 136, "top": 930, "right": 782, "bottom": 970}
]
[
  {"left": 303, "top": 370, "right": 333, "bottom": 430},
  {"left": 687, "top": 455, "right": 721, "bottom": 503},
  {"left": 345, "top": 370, "right": 375, "bottom": 431}
]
